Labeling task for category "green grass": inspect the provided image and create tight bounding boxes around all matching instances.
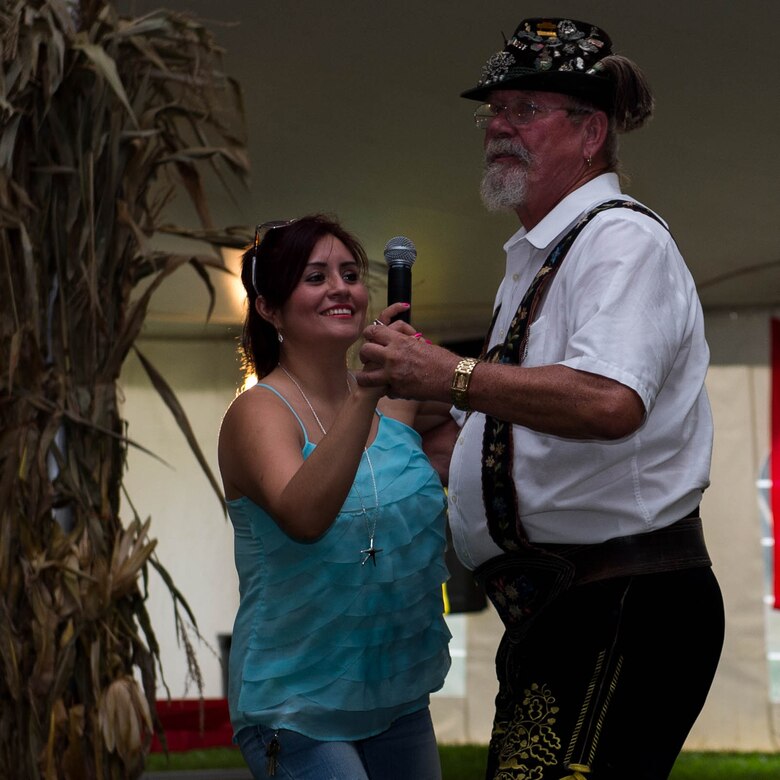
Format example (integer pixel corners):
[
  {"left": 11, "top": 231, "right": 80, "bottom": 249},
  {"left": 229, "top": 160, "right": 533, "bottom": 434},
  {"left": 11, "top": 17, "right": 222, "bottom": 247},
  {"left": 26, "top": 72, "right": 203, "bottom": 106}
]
[
  {"left": 146, "top": 746, "right": 780, "bottom": 778},
  {"left": 438, "top": 744, "right": 490, "bottom": 778},
  {"left": 146, "top": 747, "right": 246, "bottom": 771},
  {"left": 669, "top": 752, "right": 780, "bottom": 779}
]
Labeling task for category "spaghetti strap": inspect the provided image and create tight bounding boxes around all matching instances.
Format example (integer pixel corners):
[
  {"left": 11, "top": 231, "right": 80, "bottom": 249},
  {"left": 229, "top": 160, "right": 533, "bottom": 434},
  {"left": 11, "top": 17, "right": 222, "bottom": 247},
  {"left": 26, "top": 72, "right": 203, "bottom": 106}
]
[{"left": 256, "top": 383, "right": 311, "bottom": 444}]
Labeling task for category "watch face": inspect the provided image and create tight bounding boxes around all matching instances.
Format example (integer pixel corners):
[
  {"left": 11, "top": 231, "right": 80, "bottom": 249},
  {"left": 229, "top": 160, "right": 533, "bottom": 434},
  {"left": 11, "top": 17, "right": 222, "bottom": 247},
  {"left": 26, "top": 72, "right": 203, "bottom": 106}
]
[{"left": 451, "top": 359, "right": 479, "bottom": 411}]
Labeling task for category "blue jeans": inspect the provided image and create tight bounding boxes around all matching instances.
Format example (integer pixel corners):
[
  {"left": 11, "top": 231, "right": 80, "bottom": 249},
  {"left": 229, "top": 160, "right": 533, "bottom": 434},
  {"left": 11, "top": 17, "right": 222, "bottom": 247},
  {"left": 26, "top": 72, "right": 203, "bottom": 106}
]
[{"left": 236, "top": 707, "right": 442, "bottom": 780}]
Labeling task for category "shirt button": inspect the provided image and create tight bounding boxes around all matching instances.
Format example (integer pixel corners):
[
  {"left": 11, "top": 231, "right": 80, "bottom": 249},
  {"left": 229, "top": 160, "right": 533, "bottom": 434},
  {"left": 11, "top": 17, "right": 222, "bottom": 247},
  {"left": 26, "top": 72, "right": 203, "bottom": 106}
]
[
  {"left": 450, "top": 494, "right": 458, "bottom": 504},
  {"left": 512, "top": 273, "right": 519, "bottom": 282},
  {"left": 499, "top": 328, "right": 505, "bottom": 338}
]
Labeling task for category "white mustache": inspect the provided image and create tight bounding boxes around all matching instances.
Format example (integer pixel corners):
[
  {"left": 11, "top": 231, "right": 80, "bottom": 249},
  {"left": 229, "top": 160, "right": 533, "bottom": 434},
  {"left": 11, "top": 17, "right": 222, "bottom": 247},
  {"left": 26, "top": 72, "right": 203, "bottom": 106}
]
[{"left": 484, "top": 139, "right": 532, "bottom": 166}]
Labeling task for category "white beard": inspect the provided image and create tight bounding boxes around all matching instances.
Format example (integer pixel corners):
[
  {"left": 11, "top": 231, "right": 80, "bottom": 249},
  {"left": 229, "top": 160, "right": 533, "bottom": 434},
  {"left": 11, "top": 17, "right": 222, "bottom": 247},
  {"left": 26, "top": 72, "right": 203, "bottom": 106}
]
[{"left": 479, "top": 139, "right": 533, "bottom": 212}]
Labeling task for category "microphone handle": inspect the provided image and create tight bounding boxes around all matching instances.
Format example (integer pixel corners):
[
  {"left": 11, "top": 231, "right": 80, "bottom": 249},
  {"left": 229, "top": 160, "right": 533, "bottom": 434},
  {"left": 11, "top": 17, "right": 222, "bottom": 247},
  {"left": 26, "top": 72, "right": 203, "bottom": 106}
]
[{"left": 387, "top": 265, "right": 411, "bottom": 323}]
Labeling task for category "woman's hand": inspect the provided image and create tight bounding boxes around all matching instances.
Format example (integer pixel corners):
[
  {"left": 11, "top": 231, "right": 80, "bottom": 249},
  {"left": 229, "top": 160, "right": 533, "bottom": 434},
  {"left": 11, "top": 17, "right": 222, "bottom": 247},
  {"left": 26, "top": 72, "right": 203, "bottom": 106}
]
[
  {"left": 358, "top": 310, "right": 460, "bottom": 403},
  {"left": 367, "top": 302, "right": 415, "bottom": 331}
]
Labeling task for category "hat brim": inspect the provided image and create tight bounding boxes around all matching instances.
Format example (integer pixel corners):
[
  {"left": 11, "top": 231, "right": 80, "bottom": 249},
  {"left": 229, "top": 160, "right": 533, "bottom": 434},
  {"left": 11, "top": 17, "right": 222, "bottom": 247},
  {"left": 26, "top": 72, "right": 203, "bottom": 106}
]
[{"left": 461, "top": 69, "right": 614, "bottom": 113}]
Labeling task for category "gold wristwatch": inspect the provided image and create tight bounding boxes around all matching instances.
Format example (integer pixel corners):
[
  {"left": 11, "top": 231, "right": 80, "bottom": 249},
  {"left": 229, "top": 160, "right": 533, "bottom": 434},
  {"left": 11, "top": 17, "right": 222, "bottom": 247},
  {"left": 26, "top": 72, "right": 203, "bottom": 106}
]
[{"left": 451, "top": 357, "right": 480, "bottom": 411}]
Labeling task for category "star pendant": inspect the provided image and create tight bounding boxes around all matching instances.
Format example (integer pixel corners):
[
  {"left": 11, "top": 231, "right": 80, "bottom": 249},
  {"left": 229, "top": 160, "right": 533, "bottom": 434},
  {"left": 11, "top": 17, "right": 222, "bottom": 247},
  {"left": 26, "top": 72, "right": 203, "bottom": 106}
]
[{"left": 360, "top": 538, "right": 383, "bottom": 567}]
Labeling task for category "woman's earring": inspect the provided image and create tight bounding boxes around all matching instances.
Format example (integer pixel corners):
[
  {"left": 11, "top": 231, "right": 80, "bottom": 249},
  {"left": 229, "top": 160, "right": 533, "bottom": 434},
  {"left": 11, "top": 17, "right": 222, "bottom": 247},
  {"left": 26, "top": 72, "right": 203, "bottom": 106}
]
[{"left": 277, "top": 330, "right": 284, "bottom": 344}]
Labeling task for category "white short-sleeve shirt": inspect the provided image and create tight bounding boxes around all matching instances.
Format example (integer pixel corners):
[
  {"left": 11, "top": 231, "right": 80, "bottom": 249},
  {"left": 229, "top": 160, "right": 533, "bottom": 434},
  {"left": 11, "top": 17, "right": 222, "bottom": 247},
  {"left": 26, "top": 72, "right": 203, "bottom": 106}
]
[{"left": 448, "top": 173, "right": 713, "bottom": 570}]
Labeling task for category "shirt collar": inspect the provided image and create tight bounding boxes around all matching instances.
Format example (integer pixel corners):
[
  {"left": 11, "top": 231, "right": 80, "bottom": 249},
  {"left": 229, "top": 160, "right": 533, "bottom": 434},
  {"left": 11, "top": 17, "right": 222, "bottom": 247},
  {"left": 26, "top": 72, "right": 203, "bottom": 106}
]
[{"left": 504, "top": 173, "right": 623, "bottom": 252}]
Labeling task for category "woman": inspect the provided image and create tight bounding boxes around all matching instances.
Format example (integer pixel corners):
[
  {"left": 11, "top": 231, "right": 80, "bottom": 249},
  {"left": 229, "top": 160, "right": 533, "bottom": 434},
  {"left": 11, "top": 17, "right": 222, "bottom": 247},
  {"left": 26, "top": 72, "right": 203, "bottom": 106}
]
[{"left": 218, "top": 214, "right": 451, "bottom": 779}]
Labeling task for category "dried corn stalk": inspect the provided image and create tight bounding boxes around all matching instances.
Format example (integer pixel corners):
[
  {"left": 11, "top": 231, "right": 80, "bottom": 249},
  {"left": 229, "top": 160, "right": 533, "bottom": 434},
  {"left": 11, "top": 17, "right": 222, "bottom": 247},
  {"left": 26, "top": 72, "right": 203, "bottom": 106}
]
[{"left": 0, "top": 1, "right": 249, "bottom": 776}]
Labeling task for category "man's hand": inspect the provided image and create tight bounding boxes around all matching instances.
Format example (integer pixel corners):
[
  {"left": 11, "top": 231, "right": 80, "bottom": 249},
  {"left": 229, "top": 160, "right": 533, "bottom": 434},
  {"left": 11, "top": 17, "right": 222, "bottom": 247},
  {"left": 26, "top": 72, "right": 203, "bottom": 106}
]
[{"left": 358, "top": 310, "right": 459, "bottom": 403}]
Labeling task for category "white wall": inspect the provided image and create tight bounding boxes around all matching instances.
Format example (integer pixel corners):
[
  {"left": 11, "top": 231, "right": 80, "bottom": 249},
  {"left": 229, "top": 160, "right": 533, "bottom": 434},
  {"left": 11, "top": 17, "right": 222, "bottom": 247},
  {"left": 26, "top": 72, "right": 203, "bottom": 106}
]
[
  {"left": 690, "top": 364, "right": 773, "bottom": 749},
  {"left": 120, "top": 338, "right": 242, "bottom": 700}
]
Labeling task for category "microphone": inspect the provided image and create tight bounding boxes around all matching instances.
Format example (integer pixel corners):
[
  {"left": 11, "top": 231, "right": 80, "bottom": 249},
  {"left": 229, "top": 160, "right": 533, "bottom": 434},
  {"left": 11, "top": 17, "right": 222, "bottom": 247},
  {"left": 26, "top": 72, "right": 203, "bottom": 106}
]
[{"left": 384, "top": 235, "right": 416, "bottom": 323}]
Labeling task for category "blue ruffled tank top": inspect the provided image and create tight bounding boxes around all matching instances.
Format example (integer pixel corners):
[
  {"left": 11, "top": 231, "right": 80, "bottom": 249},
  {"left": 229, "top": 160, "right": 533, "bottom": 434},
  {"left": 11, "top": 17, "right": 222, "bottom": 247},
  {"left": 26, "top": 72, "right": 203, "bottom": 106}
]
[{"left": 227, "top": 385, "right": 451, "bottom": 741}]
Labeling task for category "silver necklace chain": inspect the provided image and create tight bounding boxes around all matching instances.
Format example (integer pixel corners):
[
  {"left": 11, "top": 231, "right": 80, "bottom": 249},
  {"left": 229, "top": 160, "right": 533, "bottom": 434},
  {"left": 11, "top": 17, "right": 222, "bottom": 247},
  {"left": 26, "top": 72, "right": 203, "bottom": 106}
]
[{"left": 278, "top": 364, "right": 381, "bottom": 566}]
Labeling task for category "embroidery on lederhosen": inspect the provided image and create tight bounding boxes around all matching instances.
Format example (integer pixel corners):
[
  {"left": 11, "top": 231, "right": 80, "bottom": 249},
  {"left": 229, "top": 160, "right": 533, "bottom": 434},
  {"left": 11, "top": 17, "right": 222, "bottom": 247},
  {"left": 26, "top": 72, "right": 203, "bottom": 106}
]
[
  {"left": 560, "top": 580, "right": 631, "bottom": 778},
  {"left": 489, "top": 682, "right": 562, "bottom": 779},
  {"left": 487, "top": 595, "right": 629, "bottom": 780}
]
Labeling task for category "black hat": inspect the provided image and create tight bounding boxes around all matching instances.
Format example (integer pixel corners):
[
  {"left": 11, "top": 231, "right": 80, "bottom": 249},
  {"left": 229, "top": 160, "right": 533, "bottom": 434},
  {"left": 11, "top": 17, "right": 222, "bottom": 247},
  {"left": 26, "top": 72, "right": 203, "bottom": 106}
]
[{"left": 461, "top": 18, "right": 616, "bottom": 112}]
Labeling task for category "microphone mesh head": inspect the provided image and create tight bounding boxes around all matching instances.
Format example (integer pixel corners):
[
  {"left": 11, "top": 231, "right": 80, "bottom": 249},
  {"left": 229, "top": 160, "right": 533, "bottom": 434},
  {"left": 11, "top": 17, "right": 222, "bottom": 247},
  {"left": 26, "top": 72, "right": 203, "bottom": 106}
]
[{"left": 384, "top": 235, "right": 416, "bottom": 267}]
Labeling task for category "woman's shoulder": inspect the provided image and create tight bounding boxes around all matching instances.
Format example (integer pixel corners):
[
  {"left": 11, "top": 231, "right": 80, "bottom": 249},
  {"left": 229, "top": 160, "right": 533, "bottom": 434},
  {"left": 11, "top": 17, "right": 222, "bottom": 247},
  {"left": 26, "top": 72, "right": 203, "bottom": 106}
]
[
  {"left": 218, "top": 381, "right": 308, "bottom": 500},
  {"left": 223, "top": 381, "right": 273, "bottom": 418},
  {"left": 220, "top": 381, "right": 302, "bottom": 442}
]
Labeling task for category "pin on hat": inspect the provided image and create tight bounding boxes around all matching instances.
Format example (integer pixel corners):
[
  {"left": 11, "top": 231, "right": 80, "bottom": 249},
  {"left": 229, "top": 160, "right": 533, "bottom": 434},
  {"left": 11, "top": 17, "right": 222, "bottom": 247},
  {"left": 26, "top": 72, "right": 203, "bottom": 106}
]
[{"left": 461, "top": 18, "right": 616, "bottom": 112}]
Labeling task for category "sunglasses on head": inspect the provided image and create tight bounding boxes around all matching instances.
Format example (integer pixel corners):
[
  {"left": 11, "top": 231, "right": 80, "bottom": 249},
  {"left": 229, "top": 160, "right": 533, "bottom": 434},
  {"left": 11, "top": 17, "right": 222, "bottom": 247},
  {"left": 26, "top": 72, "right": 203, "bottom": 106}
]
[{"left": 251, "top": 219, "right": 299, "bottom": 295}]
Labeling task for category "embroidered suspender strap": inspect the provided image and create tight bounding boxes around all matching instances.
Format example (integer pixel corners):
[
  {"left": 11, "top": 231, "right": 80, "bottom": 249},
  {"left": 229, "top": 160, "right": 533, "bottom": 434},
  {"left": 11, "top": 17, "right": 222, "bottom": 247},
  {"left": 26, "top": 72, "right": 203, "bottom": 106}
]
[{"left": 480, "top": 199, "right": 667, "bottom": 551}]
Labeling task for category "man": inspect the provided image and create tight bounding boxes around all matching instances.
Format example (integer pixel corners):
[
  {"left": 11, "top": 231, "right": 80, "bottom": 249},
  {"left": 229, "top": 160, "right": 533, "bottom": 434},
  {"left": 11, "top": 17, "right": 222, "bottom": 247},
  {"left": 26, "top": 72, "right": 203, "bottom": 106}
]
[{"left": 358, "top": 17, "right": 724, "bottom": 780}]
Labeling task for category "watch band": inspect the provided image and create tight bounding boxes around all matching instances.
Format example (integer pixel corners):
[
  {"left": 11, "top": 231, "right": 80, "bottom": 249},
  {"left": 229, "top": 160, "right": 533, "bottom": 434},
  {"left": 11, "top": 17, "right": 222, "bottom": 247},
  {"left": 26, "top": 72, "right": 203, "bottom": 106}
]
[{"left": 451, "top": 357, "right": 480, "bottom": 411}]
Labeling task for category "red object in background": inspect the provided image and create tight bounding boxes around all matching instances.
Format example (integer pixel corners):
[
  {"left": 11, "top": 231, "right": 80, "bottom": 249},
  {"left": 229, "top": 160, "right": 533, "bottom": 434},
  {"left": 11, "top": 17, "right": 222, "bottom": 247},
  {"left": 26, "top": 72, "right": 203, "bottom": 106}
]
[
  {"left": 772, "top": 319, "right": 780, "bottom": 608},
  {"left": 151, "top": 698, "right": 234, "bottom": 752}
]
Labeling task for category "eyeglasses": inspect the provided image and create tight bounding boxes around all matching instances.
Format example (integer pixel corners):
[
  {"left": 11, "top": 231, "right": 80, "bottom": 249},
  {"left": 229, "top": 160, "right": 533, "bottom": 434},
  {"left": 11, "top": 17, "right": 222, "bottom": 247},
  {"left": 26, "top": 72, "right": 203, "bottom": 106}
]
[
  {"left": 251, "top": 219, "right": 299, "bottom": 295},
  {"left": 473, "top": 100, "right": 590, "bottom": 129}
]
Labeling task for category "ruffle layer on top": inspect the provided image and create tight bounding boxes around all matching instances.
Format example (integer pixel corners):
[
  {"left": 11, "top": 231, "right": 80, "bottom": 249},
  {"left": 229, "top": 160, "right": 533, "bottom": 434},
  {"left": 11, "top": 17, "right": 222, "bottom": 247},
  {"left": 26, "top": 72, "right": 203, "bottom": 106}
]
[{"left": 234, "top": 415, "right": 452, "bottom": 739}]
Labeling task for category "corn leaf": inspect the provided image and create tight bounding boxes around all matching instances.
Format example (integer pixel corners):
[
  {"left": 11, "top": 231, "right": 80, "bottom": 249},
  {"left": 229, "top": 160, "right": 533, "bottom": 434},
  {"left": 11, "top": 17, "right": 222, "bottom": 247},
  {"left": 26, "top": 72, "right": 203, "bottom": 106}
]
[{"left": 133, "top": 347, "right": 226, "bottom": 513}]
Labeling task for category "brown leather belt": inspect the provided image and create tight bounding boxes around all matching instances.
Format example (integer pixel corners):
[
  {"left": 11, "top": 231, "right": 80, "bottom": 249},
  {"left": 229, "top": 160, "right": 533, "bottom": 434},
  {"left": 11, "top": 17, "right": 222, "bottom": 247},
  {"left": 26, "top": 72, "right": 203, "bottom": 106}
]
[
  {"left": 474, "top": 513, "right": 711, "bottom": 642},
  {"left": 535, "top": 513, "right": 712, "bottom": 587}
]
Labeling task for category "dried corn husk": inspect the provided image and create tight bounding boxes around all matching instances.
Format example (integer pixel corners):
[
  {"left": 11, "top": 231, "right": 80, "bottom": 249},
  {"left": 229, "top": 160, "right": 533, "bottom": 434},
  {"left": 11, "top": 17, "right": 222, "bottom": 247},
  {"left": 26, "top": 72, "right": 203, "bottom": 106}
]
[{"left": 0, "top": 1, "right": 249, "bottom": 776}]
